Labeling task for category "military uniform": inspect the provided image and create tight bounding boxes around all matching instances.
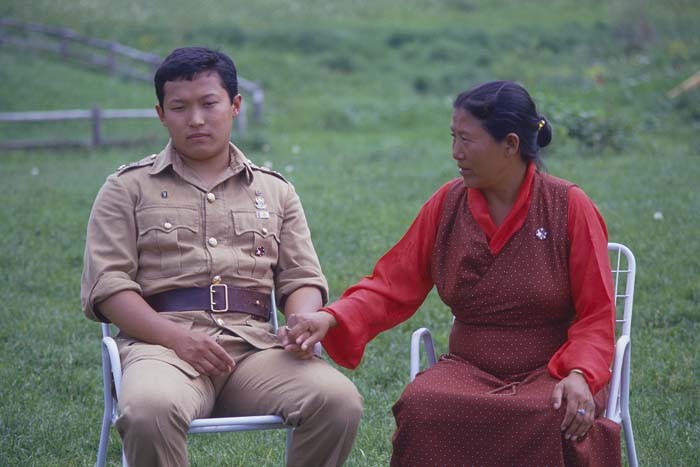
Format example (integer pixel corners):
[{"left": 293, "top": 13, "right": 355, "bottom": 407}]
[{"left": 82, "top": 141, "right": 362, "bottom": 467}]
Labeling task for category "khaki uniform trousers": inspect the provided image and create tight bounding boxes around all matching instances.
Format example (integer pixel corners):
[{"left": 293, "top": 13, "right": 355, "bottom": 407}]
[{"left": 114, "top": 314, "right": 363, "bottom": 467}]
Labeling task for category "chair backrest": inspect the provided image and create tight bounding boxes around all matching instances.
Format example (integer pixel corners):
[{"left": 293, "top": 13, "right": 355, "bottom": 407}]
[
  {"left": 608, "top": 242, "right": 636, "bottom": 340},
  {"left": 605, "top": 242, "right": 636, "bottom": 429}
]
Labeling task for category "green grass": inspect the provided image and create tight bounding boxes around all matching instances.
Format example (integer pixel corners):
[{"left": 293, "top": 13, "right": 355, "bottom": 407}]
[{"left": 1, "top": 0, "right": 699, "bottom": 465}]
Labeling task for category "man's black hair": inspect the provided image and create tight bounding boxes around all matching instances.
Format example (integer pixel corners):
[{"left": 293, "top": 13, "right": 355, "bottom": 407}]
[{"left": 154, "top": 47, "right": 238, "bottom": 107}]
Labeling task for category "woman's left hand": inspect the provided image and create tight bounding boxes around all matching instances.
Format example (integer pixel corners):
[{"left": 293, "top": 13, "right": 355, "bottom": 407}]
[
  {"left": 279, "top": 311, "right": 336, "bottom": 357},
  {"left": 551, "top": 371, "right": 595, "bottom": 441}
]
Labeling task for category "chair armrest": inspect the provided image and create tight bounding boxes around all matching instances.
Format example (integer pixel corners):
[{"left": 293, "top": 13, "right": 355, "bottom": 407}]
[
  {"left": 102, "top": 336, "right": 123, "bottom": 397},
  {"left": 606, "top": 334, "right": 630, "bottom": 422},
  {"left": 410, "top": 328, "right": 437, "bottom": 382}
]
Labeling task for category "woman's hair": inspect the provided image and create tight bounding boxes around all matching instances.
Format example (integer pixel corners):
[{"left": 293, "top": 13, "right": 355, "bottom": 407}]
[{"left": 453, "top": 81, "right": 552, "bottom": 168}]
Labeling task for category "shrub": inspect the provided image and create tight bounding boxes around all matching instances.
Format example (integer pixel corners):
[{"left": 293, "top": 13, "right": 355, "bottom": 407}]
[{"left": 556, "top": 108, "right": 629, "bottom": 153}]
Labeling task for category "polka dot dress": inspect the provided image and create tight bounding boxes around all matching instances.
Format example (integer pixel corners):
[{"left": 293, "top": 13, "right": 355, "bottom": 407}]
[{"left": 390, "top": 175, "right": 621, "bottom": 467}]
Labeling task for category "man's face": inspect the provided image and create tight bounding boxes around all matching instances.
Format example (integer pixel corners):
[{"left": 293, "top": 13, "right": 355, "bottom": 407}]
[{"left": 156, "top": 71, "right": 240, "bottom": 164}]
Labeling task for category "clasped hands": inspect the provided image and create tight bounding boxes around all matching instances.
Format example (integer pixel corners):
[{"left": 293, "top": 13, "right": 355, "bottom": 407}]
[
  {"left": 168, "top": 311, "right": 336, "bottom": 375},
  {"left": 278, "top": 311, "right": 336, "bottom": 358}
]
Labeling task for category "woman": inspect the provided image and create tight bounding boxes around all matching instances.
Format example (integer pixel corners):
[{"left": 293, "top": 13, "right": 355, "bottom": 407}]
[{"left": 281, "top": 81, "right": 621, "bottom": 466}]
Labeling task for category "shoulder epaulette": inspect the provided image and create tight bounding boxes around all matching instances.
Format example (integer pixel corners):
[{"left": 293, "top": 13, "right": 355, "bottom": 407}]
[
  {"left": 249, "top": 161, "right": 288, "bottom": 183},
  {"left": 116, "top": 153, "right": 158, "bottom": 175}
]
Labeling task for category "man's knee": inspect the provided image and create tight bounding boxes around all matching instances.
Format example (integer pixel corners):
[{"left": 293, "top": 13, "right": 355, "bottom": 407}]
[
  {"left": 117, "top": 389, "right": 191, "bottom": 440},
  {"left": 304, "top": 373, "right": 363, "bottom": 430}
]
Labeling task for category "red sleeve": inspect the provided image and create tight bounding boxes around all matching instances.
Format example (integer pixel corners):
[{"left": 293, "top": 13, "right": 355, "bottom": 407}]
[
  {"left": 547, "top": 186, "right": 616, "bottom": 394},
  {"left": 320, "top": 182, "right": 453, "bottom": 369}
]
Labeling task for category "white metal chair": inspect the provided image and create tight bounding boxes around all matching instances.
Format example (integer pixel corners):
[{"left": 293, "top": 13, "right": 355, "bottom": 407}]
[
  {"left": 96, "top": 294, "right": 294, "bottom": 467},
  {"left": 409, "top": 242, "right": 638, "bottom": 467}
]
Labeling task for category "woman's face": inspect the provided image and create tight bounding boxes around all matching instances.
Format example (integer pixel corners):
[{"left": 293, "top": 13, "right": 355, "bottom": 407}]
[{"left": 451, "top": 108, "right": 513, "bottom": 190}]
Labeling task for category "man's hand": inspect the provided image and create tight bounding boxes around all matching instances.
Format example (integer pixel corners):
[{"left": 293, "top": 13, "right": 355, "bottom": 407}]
[
  {"left": 169, "top": 329, "right": 235, "bottom": 376},
  {"left": 551, "top": 371, "right": 595, "bottom": 441},
  {"left": 98, "top": 290, "right": 235, "bottom": 376},
  {"left": 279, "top": 311, "right": 336, "bottom": 358}
]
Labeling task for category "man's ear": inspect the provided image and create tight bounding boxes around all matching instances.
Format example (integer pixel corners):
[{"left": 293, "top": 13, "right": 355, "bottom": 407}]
[
  {"left": 155, "top": 104, "right": 166, "bottom": 125},
  {"left": 504, "top": 132, "right": 520, "bottom": 158},
  {"left": 231, "top": 94, "right": 242, "bottom": 118}
]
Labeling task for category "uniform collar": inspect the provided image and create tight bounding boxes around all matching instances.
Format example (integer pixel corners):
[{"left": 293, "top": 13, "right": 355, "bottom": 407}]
[{"left": 149, "top": 141, "right": 255, "bottom": 185}]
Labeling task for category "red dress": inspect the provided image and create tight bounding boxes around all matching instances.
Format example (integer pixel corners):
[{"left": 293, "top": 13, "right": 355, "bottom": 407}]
[{"left": 322, "top": 164, "right": 621, "bottom": 466}]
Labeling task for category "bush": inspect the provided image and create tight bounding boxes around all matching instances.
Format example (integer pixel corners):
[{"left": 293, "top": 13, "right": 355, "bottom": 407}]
[
  {"left": 671, "top": 90, "right": 700, "bottom": 123},
  {"left": 556, "top": 108, "right": 629, "bottom": 153}
]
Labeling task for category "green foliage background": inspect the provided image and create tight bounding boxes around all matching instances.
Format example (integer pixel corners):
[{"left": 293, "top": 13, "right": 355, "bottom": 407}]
[{"left": 0, "top": 0, "right": 698, "bottom": 465}]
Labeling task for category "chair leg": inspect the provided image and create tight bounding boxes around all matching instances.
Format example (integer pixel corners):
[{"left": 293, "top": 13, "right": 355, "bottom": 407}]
[
  {"left": 285, "top": 427, "right": 294, "bottom": 463},
  {"left": 622, "top": 414, "right": 638, "bottom": 467},
  {"left": 96, "top": 409, "right": 111, "bottom": 467}
]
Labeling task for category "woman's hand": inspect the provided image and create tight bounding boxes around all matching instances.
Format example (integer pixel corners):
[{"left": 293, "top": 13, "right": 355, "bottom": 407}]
[
  {"left": 551, "top": 371, "right": 595, "bottom": 441},
  {"left": 278, "top": 311, "right": 337, "bottom": 358}
]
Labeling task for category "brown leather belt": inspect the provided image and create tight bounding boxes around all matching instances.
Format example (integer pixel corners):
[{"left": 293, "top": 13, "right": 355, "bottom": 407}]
[{"left": 145, "top": 285, "right": 271, "bottom": 321}]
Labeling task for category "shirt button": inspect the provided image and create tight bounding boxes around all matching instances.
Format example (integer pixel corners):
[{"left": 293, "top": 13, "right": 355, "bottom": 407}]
[
  {"left": 262, "top": 227, "right": 268, "bottom": 234},
  {"left": 212, "top": 275, "right": 222, "bottom": 284},
  {"left": 206, "top": 193, "right": 216, "bottom": 203},
  {"left": 163, "top": 222, "right": 172, "bottom": 229},
  {"left": 216, "top": 318, "right": 224, "bottom": 326},
  {"left": 208, "top": 237, "right": 218, "bottom": 247}
]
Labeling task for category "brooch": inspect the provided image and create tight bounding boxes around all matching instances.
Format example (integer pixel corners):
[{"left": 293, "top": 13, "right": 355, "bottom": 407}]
[{"left": 535, "top": 227, "right": 548, "bottom": 240}]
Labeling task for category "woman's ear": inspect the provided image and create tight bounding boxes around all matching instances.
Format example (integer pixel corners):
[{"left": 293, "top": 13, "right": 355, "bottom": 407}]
[{"left": 504, "top": 132, "right": 520, "bottom": 158}]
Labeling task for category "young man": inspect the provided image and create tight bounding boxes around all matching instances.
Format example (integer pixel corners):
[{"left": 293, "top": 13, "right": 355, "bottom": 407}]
[{"left": 81, "top": 47, "right": 362, "bottom": 467}]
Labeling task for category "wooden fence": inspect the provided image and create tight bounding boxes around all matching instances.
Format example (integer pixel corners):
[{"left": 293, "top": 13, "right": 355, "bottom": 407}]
[
  {"left": 0, "top": 102, "right": 253, "bottom": 150},
  {"left": 0, "top": 107, "right": 160, "bottom": 150},
  {"left": 0, "top": 18, "right": 263, "bottom": 149}
]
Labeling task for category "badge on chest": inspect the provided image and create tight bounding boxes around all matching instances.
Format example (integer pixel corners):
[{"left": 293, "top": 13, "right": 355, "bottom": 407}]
[{"left": 254, "top": 189, "right": 270, "bottom": 219}]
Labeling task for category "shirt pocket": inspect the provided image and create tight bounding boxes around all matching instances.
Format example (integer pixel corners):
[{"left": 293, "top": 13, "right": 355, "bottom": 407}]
[
  {"left": 231, "top": 210, "right": 280, "bottom": 279},
  {"left": 136, "top": 206, "right": 204, "bottom": 279}
]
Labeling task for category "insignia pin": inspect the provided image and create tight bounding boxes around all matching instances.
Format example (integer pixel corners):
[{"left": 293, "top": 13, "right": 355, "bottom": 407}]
[
  {"left": 255, "top": 245, "right": 266, "bottom": 257},
  {"left": 161, "top": 191, "right": 168, "bottom": 199},
  {"left": 535, "top": 227, "right": 548, "bottom": 240}
]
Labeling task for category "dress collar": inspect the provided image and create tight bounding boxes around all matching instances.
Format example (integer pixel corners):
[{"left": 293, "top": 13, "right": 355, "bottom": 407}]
[{"left": 467, "top": 162, "right": 536, "bottom": 255}]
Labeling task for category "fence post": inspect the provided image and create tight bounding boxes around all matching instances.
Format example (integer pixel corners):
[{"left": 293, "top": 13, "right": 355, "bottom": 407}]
[
  {"left": 235, "top": 99, "right": 248, "bottom": 135},
  {"left": 252, "top": 88, "right": 264, "bottom": 122},
  {"left": 59, "top": 35, "right": 69, "bottom": 58},
  {"left": 91, "top": 106, "right": 102, "bottom": 147},
  {"left": 107, "top": 47, "right": 116, "bottom": 75}
]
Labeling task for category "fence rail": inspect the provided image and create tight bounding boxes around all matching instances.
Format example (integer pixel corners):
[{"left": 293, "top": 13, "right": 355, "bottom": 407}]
[
  {"left": 0, "top": 107, "right": 162, "bottom": 150},
  {"left": 0, "top": 108, "right": 157, "bottom": 122}
]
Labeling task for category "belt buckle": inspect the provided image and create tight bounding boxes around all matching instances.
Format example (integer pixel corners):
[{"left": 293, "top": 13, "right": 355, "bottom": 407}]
[{"left": 209, "top": 284, "right": 229, "bottom": 312}]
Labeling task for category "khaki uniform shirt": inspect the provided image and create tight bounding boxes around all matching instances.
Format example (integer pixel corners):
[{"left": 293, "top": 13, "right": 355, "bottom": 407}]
[{"left": 81, "top": 141, "right": 328, "bottom": 351}]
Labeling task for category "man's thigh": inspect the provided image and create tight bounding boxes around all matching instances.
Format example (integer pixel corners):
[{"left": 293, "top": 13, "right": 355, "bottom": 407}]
[
  {"left": 119, "top": 357, "right": 216, "bottom": 423},
  {"left": 213, "top": 348, "right": 358, "bottom": 423}
]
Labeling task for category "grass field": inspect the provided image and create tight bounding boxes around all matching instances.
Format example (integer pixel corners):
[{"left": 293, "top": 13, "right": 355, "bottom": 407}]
[{"left": 1, "top": 0, "right": 698, "bottom": 465}]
